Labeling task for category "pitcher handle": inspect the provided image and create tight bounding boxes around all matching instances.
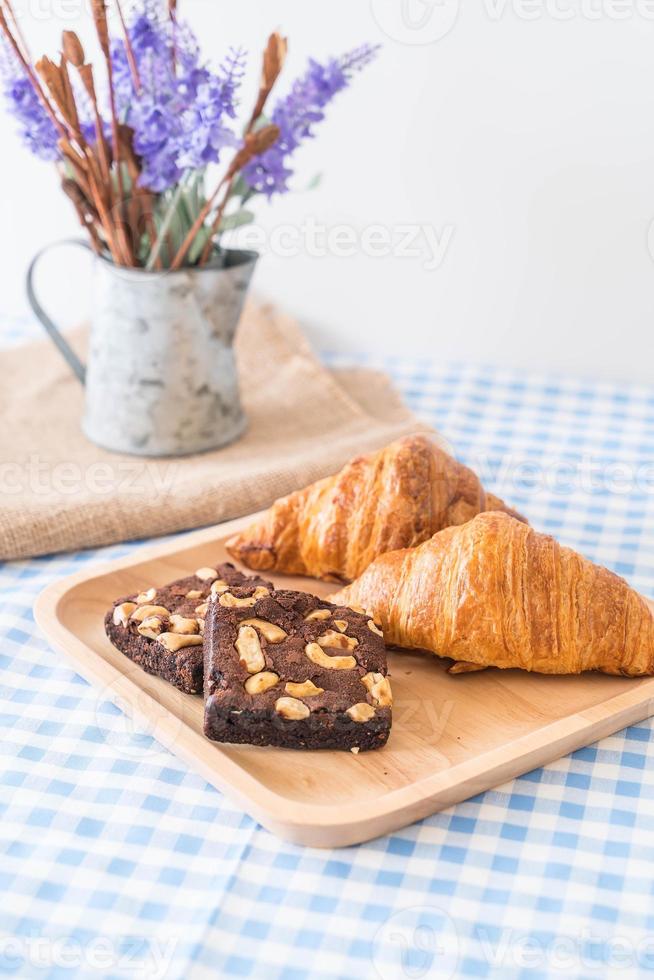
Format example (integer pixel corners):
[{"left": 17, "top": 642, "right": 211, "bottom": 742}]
[{"left": 26, "top": 238, "right": 94, "bottom": 384}]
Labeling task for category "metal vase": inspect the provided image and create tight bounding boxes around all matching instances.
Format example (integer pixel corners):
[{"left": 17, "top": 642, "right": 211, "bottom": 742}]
[{"left": 27, "top": 242, "right": 257, "bottom": 457}]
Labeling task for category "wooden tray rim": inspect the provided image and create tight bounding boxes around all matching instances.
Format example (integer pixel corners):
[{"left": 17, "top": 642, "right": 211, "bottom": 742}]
[{"left": 34, "top": 515, "right": 654, "bottom": 847}]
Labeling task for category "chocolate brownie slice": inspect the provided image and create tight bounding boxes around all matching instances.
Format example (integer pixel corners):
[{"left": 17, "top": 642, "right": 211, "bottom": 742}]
[
  {"left": 204, "top": 586, "right": 392, "bottom": 751},
  {"left": 105, "top": 563, "right": 272, "bottom": 694}
]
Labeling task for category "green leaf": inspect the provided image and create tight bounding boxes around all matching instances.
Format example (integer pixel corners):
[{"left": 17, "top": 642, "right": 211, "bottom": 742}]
[
  {"left": 219, "top": 208, "right": 255, "bottom": 232},
  {"left": 305, "top": 172, "right": 323, "bottom": 191},
  {"left": 137, "top": 233, "right": 152, "bottom": 264},
  {"left": 187, "top": 227, "right": 211, "bottom": 265},
  {"left": 146, "top": 184, "right": 188, "bottom": 270},
  {"left": 229, "top": 175, "right": 250, "bottom": 201}
]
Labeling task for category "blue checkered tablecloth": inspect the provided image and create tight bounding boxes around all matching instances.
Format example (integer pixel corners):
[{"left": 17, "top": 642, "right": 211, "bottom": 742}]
[{"left": 2, "top": 314, "right": 654, "bottom": 979}]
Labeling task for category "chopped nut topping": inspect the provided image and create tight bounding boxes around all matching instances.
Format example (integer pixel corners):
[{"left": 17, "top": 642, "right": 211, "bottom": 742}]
[
  {"left": 135, "top": 588, "right": 156, "bottom": 605},
  {"left": 168, "top": 614, "right": 199, "bottom": 635},
  {"left": 347, "top": 703, "right": 376, "bottom": 723},
  {"left": 285, "top": 679, "right": 324, "bottom": 698},
  {"left": 195, "top": 602, "right": 209, "bottom": 617},
  {"left": 130, "top": 604, "right": 170, "bottom": 623},
  {"left": 185, "top": 589, "right": 203, "bottom": 599},
  {"left": 219, "top": 593, "right": 256, "bottom": 608},
  {"left": 235, "top": 625, "right": 265, "bottom": 673},
  {"left": 210, "top": 579, "right": 230, "bottom": 595},
  {"left": 305, "top": 642, "right": 356, "bottom": 671},
  {"left": 316, "top": 630, "right": 359, "bottom": 652},
  {"left": 362, "top": 672, "right": 393, "bottom": 707},
  {"left": 333, "top": 620, "right": 348, "bottom": 633},
  {"left": 158, "top": 633, "right": 203, "bottom": 652},
  {"left": 367, "top": 620, "right": 383, "bottom": 637},
  {"left": 240, "top": 618, "right": 287, "bottom": 643},
  {"left": 275, "top": 697, "right": 310, "bottom": 720},
  {"left": 112, "top": 602, "right": 136, "bottom": 627},
  {"left": 195, "top": 567, "right": 218, "bottom": 581},
  {"left": 245, "top": 671, "right": 280, "bottom": 695},
  {"left": 304, "top": 608, "right": 331, "bottom": 622},
  {"left": 137, "top": 616, "right": 163, "bottom": 639}
]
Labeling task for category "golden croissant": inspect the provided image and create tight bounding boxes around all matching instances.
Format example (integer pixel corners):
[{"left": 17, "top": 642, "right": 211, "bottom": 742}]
[
  {"left": 330, "top": 511, "right": 654, "bottom": 676},
  {"left": 226, "top": 434, "right": 526, "bottom": 583}
]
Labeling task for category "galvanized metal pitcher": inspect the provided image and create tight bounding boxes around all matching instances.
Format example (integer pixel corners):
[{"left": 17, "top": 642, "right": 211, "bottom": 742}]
[{"left": 27, "top": 242, "right": 257, "bottom": 456}]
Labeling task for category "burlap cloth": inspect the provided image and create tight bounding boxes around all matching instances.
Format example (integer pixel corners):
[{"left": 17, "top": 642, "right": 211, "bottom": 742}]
[{"left": 0, "top": 302, "right": 432, "bottom": 560}]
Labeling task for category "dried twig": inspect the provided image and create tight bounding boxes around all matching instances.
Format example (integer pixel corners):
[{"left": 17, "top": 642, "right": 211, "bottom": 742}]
[
  {"left": 59, "top": 139, "right": 92, "bottom": 196},
  {"left": 2, "top": 0, "right": 30, "bottom": 62},
  {"left": 196, "top": 181, "right": 234, "bottom": 267},
  {"left": 170, "top": 124, "right": 279, "bottom": 271},
  {"left": 38, "top": 54, "right": 121, "bottom": 262},
  {"left": 60, "top": 142, "right": 123, "bottom": 263},
  {"left": 62, "top": 177, "right": 103, "bottom": 254},
  {"left": 61, "top": 30, "right": 84, "bottom": 68},
  {"left": 194, "top": 124, "right": 280, "bottom": 268},
  {"left": 90, "top": 0, "right": 110, "bottom": 59},
  {"left": 248, "top": 32, "right": 287, "bottom": 129},
  {"left": 63, "top": 140, "right": 123, "bottom": 262},
  {"left": 91, "top": 0, "right": 133, "bottom": 265},
  {"left": 35, "top": 57, "right": 68, "bottom": 122},
  {"left": 117, "top": 123, "right": 159, "bottom": 264},
  {"left": 115, "top": 0, "right": 141, "bottom": 93},
  {"left": 191, "top": 34, "right": 286, "bottom": 268},
  {"left": 59, "top": 58, "right": 80, "bottom": 134},
  {"left": 77, "top": 62, "right": 112, "bottom": 186},
  {"left": 30, "top": 26, "right": 130, "bottom": 264}
]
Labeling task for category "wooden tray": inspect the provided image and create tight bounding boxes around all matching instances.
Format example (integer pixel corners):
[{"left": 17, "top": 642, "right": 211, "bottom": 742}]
[{"left": 35, "top": 514, "right": 654, "bottom": 848}]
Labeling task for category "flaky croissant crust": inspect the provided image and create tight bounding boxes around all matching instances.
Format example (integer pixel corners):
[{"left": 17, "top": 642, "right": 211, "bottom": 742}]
[
  {"left": 330, "top": 511, "right": 654, "bottom": 676},
  {"left": 226, "top": 434, "right": 526, "bottom": 583}
]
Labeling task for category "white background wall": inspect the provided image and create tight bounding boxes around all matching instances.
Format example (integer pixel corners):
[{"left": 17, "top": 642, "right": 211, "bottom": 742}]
[{"left": 3, "top": 0, "right": 654, "bottom": 381}]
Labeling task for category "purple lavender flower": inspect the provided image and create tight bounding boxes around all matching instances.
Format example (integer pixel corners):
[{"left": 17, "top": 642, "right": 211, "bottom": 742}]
[
  {"left": 112, "top": 6, "right": 243, "bottom": 193},
  {"left": 0, "top": 46, "right": 60, "bottom": 162},
  {"left": 176, "top": 49, "right": 243, "bottom": 171},
  {"left": 243, "top": 44, "right": 378, "bottom": 198}
]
